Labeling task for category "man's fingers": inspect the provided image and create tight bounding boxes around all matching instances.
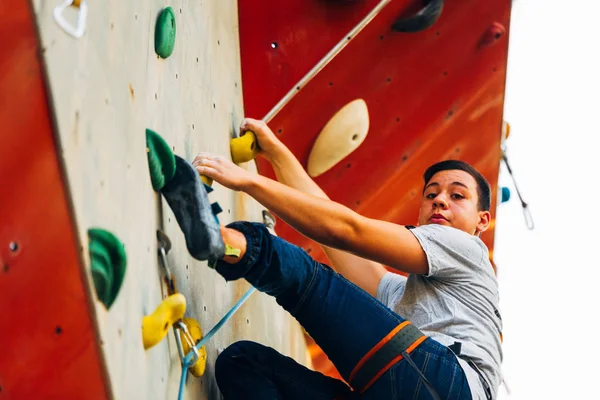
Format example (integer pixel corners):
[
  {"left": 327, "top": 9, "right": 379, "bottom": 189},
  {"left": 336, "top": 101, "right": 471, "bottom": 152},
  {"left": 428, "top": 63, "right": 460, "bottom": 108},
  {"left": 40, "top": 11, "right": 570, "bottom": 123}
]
[
  {"left": 194, "top": 157, "right": 220, "bottom": 168},
  {"left": 240, "top": 117, "right": 257, "bottom": 129},
  {"left": 239, "top": 119, "right": 250, "bottom": 132},
  {"left": 240, "top": 118, "right": 264, "bottom": 133},
  {"left": 192, "top": 153, "right": 222, "bottom": 166},
  {"left": 192, "top": 152, "right": 209, "bottom": 164},
  {"left": 195, "top": 164, "right": 218, "bottom": 178}
]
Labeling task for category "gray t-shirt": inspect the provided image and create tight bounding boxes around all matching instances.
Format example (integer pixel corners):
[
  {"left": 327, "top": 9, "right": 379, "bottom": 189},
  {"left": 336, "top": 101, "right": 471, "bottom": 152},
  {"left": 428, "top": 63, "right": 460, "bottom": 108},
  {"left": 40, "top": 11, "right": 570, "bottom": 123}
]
[{"left": 376, "top": 224, "right": 503, "bottom": 400}]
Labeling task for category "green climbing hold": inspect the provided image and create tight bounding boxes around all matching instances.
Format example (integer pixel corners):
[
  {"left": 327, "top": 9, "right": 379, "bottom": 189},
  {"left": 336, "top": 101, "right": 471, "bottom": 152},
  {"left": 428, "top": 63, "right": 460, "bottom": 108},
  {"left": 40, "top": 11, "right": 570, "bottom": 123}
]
[
  {"left": 154, "top": 6, "right": 176, "bottom": 58},
  {"left": 88, "top": 228, "right": 127, "bottom": 309},
  {"left": 146, "top": 128, "right": 176, "bottom": 191},
  {"left": 89, "top": 239, "right": 113, "bottom": 306}
]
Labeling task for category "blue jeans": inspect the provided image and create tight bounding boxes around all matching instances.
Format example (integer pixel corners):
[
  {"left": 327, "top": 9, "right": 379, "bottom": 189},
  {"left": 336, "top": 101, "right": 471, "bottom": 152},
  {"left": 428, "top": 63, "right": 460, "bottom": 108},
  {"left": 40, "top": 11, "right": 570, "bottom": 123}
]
[{"left": 214, "top": 222, "right": 472, "bottom": 400}]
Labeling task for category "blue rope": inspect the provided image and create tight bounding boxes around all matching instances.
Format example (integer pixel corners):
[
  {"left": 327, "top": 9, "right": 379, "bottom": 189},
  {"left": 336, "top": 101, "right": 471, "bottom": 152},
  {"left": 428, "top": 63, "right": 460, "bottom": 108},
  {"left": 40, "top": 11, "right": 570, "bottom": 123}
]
[{"left": 177, "top": 286, "right": 257, "bottom": 400}]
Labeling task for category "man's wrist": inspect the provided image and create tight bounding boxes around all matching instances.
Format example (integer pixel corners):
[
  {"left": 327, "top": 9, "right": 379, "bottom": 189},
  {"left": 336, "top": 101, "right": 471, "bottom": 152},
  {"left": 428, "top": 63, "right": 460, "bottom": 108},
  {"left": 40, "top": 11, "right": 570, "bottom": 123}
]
[
  {"left": 266, "top": 144, "right": 293, "bottom": 168},
  {"left": 241, "top": 172, "right": 261, "bottom": 194}
]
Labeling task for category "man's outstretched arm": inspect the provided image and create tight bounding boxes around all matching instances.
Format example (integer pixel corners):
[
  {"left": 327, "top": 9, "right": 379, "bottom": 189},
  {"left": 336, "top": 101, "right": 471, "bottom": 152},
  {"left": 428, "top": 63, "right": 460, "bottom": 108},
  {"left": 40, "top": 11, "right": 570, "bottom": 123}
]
[
  {"left": 240, "top": 118, "right": 387, "bottom": 297},
  {"left": 194, "top": 150, "right": 428, "bottom": 278}
]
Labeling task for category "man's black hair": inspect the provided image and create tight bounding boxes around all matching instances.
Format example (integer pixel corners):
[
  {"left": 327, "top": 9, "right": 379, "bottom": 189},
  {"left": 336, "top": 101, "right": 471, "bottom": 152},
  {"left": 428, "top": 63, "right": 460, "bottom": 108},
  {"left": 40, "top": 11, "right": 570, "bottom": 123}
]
[{"left": 423, "top": 160, "right": 491, "bottom": 211}]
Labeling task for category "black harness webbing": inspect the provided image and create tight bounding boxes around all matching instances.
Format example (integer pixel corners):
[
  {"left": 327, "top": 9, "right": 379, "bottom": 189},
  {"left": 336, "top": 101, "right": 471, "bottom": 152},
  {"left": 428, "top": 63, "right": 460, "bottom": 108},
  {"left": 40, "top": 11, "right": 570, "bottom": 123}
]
[
  {"left": 449, "top": 342, "right": 493, "bottom": 400},
  {"left": 349, "top": 322, "right": 440, "bottom": 400}
]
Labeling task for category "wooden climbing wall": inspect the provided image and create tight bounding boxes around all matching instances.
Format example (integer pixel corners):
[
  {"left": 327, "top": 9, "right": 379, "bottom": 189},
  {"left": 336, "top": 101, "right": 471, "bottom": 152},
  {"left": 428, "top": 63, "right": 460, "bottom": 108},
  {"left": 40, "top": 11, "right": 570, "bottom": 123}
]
[
  {"left": 238, "top": 0, "right": 512, "bottom": 379},
  {"left": 4, "top": 1, "right": 310, "bottom": 399}
]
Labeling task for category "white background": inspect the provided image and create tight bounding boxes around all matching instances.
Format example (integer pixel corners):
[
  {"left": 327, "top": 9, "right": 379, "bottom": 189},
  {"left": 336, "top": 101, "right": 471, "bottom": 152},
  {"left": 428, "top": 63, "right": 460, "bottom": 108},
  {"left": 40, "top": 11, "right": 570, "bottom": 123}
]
[{"left": 495, "top": 0, "right": 599, "bottom": 398}]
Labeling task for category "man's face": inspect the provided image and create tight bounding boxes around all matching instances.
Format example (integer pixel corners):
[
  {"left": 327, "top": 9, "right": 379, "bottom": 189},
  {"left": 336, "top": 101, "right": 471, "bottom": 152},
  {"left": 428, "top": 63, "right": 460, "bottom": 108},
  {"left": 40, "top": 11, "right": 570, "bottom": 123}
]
[{"left": 417, "top": 170, "right": 491, "bottom": 235}]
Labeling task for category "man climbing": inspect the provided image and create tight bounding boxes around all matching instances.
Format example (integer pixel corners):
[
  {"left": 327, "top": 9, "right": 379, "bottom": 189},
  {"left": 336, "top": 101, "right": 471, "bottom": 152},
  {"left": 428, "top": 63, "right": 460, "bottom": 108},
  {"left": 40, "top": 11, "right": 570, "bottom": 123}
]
[{"left": 192, "top": 119, "right": 502, "bottom": 400}]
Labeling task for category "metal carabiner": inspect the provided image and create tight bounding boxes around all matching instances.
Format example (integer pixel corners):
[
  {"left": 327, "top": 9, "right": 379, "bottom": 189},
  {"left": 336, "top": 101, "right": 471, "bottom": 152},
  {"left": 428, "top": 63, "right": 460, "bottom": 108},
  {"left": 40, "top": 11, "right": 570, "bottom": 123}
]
[
  {"left": 54, "top": 0, "right": 88, "bottom": 38},
  {"left": 157, "top": 230, "right": 177, "bottom": 294},
  {"left": 173, "top": 321, "right": 200, "bottom": 366},
  {"left": 522, "top": 204, "right": 534, "bottom": 230}
]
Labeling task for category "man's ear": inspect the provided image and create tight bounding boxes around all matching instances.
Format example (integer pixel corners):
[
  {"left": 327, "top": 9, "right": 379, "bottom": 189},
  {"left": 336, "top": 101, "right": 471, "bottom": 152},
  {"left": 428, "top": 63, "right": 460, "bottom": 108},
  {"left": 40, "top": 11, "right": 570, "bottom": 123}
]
[{"left": 476, "top": 211, "right": 492, "bottom": 234}]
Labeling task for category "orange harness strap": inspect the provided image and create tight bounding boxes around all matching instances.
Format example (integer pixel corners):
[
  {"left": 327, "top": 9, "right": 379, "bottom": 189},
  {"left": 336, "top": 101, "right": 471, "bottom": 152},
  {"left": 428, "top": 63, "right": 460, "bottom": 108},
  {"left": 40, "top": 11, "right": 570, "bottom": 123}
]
[{"left": 348, "top": 321, "right": 427, "bottom": 394}]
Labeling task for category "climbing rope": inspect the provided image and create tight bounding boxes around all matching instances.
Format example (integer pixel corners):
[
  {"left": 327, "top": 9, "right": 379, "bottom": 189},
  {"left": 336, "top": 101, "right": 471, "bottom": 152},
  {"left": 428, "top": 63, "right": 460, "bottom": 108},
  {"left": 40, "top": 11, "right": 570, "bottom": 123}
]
[
  {"left": 177, "top": 287, "right": 257, "bottom": 400},
  {"left": 501, "top": 149, "right": 534, "bottom": 230}
]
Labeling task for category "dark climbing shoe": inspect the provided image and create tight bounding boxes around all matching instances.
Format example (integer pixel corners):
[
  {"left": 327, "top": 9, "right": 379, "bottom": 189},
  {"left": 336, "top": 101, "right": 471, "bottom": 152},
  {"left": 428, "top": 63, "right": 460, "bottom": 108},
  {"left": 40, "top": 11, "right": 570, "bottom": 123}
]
[{"left": 161, "top": 155, "right": 225, "bottom": 261}]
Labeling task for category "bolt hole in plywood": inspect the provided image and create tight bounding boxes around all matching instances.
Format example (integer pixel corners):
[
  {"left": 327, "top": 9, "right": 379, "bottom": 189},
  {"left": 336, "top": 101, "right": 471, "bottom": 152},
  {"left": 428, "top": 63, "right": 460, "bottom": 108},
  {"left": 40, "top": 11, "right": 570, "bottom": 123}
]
[{"left": 307, "top": 99, "right": 369, "bottom": 177}]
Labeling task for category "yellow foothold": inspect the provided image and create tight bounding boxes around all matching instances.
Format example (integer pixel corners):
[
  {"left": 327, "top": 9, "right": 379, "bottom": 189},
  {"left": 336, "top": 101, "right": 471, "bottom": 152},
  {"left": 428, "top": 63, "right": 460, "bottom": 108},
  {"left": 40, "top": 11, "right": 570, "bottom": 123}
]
[
  {"left": 180, "top": 318, "right": 208, "bottom": 377},
  {"left": 224, "top": 244, "right": 241, "bottom": 258},
  {"left": 230, "top": 131, "right": 260, "bottom": 164},
  {"left": 142, "top": 293, "right": 186, "bottom": 350}
]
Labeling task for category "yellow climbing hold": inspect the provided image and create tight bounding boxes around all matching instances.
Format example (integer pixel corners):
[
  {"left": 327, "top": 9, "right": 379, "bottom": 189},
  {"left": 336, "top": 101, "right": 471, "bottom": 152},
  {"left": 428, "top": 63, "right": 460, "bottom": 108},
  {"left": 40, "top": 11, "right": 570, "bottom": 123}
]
[
  {"left": 230, "top": 131, "right": 259, "bottom": 164},
  {"left": 200, "top": 174, "right": 213, "bottom": 187},
  {"left": 142, "top": 293, "right": 186, "bottom": 350},
  {"left": 179, "top": 318, "right": 208, "bottom": 377}
]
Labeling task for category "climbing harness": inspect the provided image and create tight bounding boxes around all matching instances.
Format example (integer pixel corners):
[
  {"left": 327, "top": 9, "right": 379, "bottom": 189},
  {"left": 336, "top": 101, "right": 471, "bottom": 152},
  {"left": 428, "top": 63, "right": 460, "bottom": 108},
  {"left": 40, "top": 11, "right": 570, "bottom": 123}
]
[
  {"left": 501, "top": 149, "right": 534, "bottom": 230},
  {"left": 348, "top": 321, "right": 440, "bottom": 400},
  {"left": 53, "top": 0, "right": 88, "bottom": 38},
  {"left": 448, "top": 342, "right": 493, "bottom": 400}
]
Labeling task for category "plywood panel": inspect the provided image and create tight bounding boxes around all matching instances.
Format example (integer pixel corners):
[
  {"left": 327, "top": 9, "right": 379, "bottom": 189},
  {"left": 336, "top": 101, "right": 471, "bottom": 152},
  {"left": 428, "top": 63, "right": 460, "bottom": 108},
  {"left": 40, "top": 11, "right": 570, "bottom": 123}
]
[{"left": 31, "top": 1, "right": 308, "bottom": 398}]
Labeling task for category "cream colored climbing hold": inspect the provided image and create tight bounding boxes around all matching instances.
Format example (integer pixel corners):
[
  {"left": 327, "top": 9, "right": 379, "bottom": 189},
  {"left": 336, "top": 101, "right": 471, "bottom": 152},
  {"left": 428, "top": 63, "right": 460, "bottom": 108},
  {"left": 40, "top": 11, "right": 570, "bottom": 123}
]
[{"left": 307, "top": 99, "right": 369, "bottom": 177}]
